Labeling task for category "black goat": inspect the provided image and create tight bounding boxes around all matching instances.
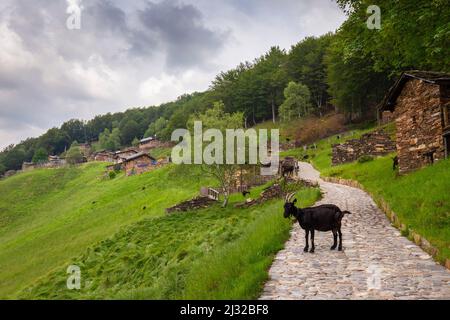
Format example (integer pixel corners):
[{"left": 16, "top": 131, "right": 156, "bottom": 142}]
[
  {"left": 392, "top": 156, "right": 399, "bottom": 171},
  {"left": 242, "top": 190, "right": 250, "bottom": 197},
  {"left": 283, "top": 193, "right": 351, "bottom": 253}
]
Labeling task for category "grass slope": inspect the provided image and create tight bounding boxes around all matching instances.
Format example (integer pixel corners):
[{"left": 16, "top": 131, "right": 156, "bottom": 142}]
[
  {"left": 20, "top": 186, "right": 320, "bottom": 299},
  {"left": 0, "top": 163, "right": 211, "bottom": 298}
]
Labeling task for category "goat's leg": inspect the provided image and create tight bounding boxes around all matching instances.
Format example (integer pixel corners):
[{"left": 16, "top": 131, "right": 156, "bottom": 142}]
[
  {"left": 309, "top": 229, "right": 315, "bottom": 253},
  {"left": 338, "top": 228, "right": 343, "bottom": 251},
  {"left": 304, "top": 230, "right": 309, "bottom": 252},
  {"left": 331, "top": 229, "right": 338, "bottom": 250}
]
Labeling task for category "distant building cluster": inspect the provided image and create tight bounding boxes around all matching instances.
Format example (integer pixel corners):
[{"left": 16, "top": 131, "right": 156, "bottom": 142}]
[{"left": 2, "top": 137, "right": 173, "bottom": 180}]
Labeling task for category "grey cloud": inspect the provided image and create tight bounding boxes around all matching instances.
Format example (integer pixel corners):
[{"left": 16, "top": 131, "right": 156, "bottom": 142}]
[
  {"left": 138, "top": 1, "right": 229, "bottom": 70},
  {"left": 0, "top": 0, "right": 345, "bottom": 149}
]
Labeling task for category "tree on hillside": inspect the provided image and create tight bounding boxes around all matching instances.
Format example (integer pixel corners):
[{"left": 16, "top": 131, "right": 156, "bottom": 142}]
[
  {"left": 120, "top": 119, "right": 141, "bottom": 146},
  {"left": 2, "top": 145, "right": 27, "bottom": 171},
  {"left": 99, "top": 128, "right": 121, "bottom": 151},
  {"left": 287, "top": 34, "right": 333, "bottom": 115},
  {"left": 65, "top": 144, "right": 84, "bottom": 165},
  {"left": 279, "top": 82, "right": 312, "bottom": 122},
  {"left": 145, "top": 117, "right": 168, "bottom": 139},
  {"left": 32, "top": 148, "right": 48, "bottom": 163},
  {"left": 187, "top": 101, "right": 244, "bottom": 208},
  {"left": 327, "top": 0, "right": 448, "bottom": 118},
  {"left": 61, "top": 119, "right": 86, "bottom": 144},
  {"left": 132, "top": 137, "right": 140, "bottom": 147},
  {"left": 255, "top": 47, "right": 289, "bottom": 123},
  {"left": 38, "top": 128, "right": 70, "bottom": 155}
]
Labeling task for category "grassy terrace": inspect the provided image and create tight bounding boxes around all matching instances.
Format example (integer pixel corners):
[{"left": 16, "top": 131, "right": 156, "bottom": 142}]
[
  {"left": 0, "top": 163, "right": 211, "bottom": 298},
  {"left": 0, "top": 160, "right": 321, "bottom": 299},
  {"left": 19, "top": 182, "right": 320, "bottom": 299}
]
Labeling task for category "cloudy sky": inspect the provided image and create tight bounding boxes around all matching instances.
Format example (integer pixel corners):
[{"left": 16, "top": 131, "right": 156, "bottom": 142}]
[{"left": 0, "top": 0, "right": 345, "bottom": 149}]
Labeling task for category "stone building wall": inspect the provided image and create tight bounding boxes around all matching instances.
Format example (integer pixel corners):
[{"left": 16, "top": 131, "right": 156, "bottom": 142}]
[
  {"left": 332, "top": 130, "right": 396, "bottom": 165},
  {"left": 380, "top": 111, "right": 394, "bottom": 124},
  {"left": 124, "top": 156, "right": 156, "bottom": 176},
  {"left": 394, "top": 79, "right": 445, "bottom": 174}
]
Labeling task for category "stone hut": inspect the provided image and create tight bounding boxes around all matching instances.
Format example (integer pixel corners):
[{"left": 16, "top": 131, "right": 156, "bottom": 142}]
[
  {"left": 48, "top": 155, "right": 66, "bottom": 167},
  {"left": 22, "top": 162, "right": 36, "bottom": 171},
  {"left": 139, "top": 137, "right": 173, "bottom": 151},
  {"left": 379, "top": 71, "right": 450, "bottom": 174},
  {"left": 122, "top": 153, "right": 157, "bottom": 176},
  {"left": 92, "top": 151, "right": 115, "bottom": 162},
  {"left": 332, "top": 130, "right": 396, "bottom": 165},
  {"left": 114, "top": 148, "right": 139, "bottom": 164}
]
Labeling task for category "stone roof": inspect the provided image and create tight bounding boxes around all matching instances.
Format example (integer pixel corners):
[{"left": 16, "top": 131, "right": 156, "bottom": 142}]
[
  {"left": 140, "top": 137, "right": 154, "bottom": 143},
  {"left": 379, "top": 70, "right": 450, "bottom": 112},
  {"left": 114, "top": 148, "right": 139, "bottom": 155},
  {"left": 123, "top": 152, "right": 156, "bottom": 162}
]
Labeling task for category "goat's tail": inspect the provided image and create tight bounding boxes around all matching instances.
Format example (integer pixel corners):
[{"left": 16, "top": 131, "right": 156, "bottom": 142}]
[{"left": 342, "top": 210, "right": 352, "bottom": 215}]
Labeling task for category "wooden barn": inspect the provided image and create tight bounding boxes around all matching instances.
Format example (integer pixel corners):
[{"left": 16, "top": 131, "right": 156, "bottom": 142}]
[
  {"left": 379, "top": 71, "right": 450, "bottom": 174},
  {"left": 122, "top": 153, "right": 157, "bottom": 176}
]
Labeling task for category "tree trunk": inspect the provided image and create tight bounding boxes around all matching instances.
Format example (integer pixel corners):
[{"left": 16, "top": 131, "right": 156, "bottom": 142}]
[
  {"left": 272, "top": 97, "right": 276, "bottom": 123},
  {"left": 222, "top": 192, "right": 229, "bottom": 208}
]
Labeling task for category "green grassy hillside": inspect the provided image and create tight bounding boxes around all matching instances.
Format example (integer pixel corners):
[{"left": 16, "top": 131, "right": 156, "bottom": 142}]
[
  {"left": 0, "top": 161, "right": 321, "bottom": 299},
  {"left": 0, "top": 163, "right": 212, "bottom": 298},
  {"left": 17, "top": 181, "right": 320, "bottom": 299}
]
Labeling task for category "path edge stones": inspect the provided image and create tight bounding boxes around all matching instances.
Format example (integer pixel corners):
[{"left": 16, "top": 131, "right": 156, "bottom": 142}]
[{"left": 321, "top": 175, "right": 450, "bottom": 271}]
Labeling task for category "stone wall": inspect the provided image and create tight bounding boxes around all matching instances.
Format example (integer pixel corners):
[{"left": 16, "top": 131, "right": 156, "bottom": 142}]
[
  {"left": 380, "top": 111, "right": 394, "bottom": 124},
  {"left": 332, "top": 130, "right": 396, "bottom": 165},
  {"left": 394, "top": 79, "right": 445, "bottom": 174},
  {"left": 166, "top": 196, "right": 217, "bottom": 214},
  {"left": 124, "top": 157, "right": 156, "bottom": 176}
]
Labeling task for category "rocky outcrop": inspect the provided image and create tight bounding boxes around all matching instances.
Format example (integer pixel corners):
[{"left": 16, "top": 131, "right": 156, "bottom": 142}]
[{"left": 166, "top": 196, "right": 217, "bottom": 214}]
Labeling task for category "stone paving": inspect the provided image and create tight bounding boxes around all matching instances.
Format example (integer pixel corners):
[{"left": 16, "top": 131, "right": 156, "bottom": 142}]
[{"left": 260, "top": 162, "right": 450, "bottom": 300}]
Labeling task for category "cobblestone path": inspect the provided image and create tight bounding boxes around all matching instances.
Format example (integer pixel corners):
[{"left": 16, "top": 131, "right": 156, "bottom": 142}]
[{"left": 260, "top": 162, "right": 450, "bottom": 300}]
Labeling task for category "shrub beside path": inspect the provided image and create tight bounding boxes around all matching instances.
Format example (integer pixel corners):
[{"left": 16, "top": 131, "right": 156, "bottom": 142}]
[{"left": 260, "top": 162, "right": 450, "bottom": 300}]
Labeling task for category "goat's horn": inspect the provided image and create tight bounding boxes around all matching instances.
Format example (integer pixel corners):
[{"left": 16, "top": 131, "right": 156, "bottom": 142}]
[
  {"left": 285, "top": 192, "right": 295, "bottom": 203},
  {"left": 284, "top": 192, "right": 292, "bottom": 202},
  {"left": 288, "top": 192, "right": 296, "bottom": 202}
]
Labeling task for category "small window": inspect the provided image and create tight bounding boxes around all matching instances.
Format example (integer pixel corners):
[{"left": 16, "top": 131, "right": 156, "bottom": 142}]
[
  {"left": 444, "top": 134, "right": 450, "bottom": 158},
  {"left": 424, "top": 151, "right": 435, "bottom": 164},
  {"left": 444, "top": 105, "right": 450, "bottom": 127}
]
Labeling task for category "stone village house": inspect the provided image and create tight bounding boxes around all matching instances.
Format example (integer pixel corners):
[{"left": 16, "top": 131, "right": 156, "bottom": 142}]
[
  {"left": 114, "top": 148, "right": 139, "bottom": 164},
  {"left": 379, "top": 71, "right": 450, "bottom": 174},
  {"left": 139, "top": 137, "right": 174, "bottom": 152},
  {"left": 92, "top": 150, "right": 115, "bottom": 162},
  {"left": 122, "top": 152, "right": 157, "bottom": 176}
]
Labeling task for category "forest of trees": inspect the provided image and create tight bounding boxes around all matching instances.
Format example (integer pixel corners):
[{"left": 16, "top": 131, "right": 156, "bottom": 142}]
[{"left": 0, "top": 0, "right": 448, "bottom": 175}]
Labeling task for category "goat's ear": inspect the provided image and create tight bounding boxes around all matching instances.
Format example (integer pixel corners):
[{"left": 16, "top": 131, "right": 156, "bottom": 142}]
[{"left": 293, "top": 198, "right": 297, "bottom": 204}]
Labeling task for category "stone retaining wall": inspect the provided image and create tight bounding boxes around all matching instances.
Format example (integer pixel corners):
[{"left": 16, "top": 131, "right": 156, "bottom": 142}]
[
  {"left": 321, "top": 176, "right": 450, "bottom": 270},
  {"left": 332, "top": 130, "right": 396, "bottom": 165}
]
